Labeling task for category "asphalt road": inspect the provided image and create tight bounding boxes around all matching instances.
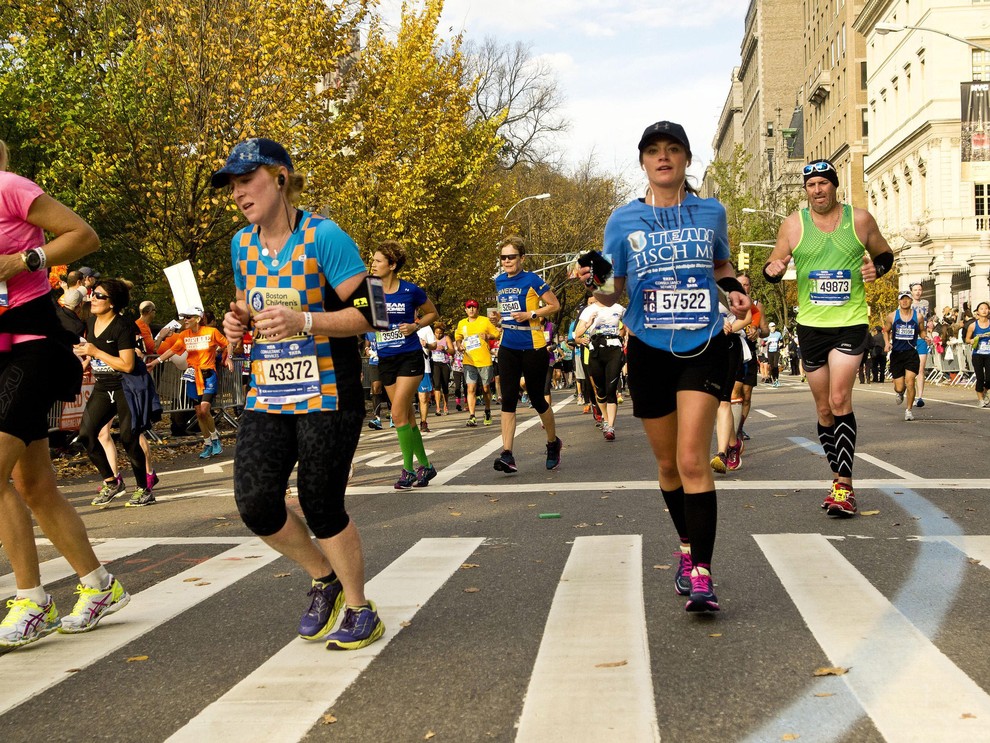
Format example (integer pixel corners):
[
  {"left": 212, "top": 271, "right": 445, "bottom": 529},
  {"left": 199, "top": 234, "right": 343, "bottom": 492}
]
[{"left": 2, "top": 374, "right": 989, "bottom": 743}]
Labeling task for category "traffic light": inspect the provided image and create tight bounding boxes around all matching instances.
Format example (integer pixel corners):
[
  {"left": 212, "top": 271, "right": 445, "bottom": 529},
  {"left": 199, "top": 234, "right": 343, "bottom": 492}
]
[{"left": 737, "top": 250, "right": 750, "bottom": 271}]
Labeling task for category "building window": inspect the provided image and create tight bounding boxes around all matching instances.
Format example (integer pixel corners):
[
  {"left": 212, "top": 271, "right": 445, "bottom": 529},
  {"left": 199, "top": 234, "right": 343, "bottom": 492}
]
[
  {"left": 861, "top": 61, "right": 868, "bottom": 89},
  {"left": 975, "top": 50, "right": 990, "bottom": 81},
  {"left": 862, "top": 109, "right": 869, "bottom": 137},
  {"left": 977, "top": 184, "right": 989, "bottom": 231}
]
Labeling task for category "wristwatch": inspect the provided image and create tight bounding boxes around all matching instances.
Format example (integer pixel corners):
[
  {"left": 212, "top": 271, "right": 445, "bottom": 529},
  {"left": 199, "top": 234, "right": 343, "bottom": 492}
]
[
  {"left": 21, "top": 248, "right": 44, "bottom": 272},
  {"left": 530, "top": 311, "right": 538, "bottom": 319}
]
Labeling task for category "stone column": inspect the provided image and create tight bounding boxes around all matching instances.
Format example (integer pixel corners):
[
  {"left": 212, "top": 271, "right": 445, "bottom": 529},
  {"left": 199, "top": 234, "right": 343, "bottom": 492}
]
[
  {"left": 931, "top": 243, "right": 960, "bottom": 311},
  {"left": 968, "top": 232, "right": 990, "bottom": 307}
]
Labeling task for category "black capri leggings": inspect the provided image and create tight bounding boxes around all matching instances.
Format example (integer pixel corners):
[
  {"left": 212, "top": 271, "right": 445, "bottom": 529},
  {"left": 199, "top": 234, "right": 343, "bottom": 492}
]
[
  {"left": 498, "top": 346, "right": 551, "bottom": 415},
  {"left": 78, "top": 383, "right": 148, "bottom": 485},
  {"left": 586, "top": 339, "right": 624, "bottom": 405},
  {"left": 973, "top": 354, "right": 990, "bottom": 393},
  {"left": 431, "top": 362, "right": 451, "bottom": 398},
  {"left": 234, "top": 409, "right": 362, "bottom": 540}
]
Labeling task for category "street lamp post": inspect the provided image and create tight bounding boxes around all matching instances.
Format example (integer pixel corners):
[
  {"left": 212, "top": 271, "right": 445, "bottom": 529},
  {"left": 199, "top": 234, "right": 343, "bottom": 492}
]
[
  {"left": 499, "top": 193, "right": 551, "bottom": 236},
  {"left": 874, "top": 22, "right": 990, "bottom": 53}
]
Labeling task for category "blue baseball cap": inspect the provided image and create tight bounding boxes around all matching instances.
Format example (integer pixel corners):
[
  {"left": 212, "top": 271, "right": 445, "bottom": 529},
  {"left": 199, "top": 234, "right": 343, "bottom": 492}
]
[{"left": 211, "top": 138, "right": 293, "bottom": 188}]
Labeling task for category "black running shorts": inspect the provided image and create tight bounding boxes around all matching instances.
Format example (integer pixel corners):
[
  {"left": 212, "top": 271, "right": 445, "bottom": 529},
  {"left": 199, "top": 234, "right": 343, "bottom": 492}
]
[
  {"left": 796, "top": 324, "right": 870, "bottom": 373},
  {"left": 378, "top": 349, "right": 425, "bottom": 387},
  {"left": 889, "top": 349, "right": 920, "bottom": 378},
  {"left": 626, "top": 332, "right": 733, "bottom": 419},
  {"left": 0, "top": 339, "right": 82, "bottom": 446}
]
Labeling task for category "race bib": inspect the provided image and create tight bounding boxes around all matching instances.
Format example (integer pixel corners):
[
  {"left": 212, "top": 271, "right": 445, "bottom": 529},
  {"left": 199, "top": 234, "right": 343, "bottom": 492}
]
[
  {"left": 894, "top": 324, "right": 915, "bottom": 341},
  {"left": 498, "top": 299, "right": 521, "bottom": 315},
  {"left": 768, "top": 341, "right": 779, "bottom": 353},
  {"left": 375, "top": 328, "right": 405, "bottom": 347},
  {"left": 809, "top": 270, "right": 851, "bottom": 306},
  {"left": 0, "top": 281, "right": 7, "bottom": 308},
  {"left": 464, "top": 335, "right": 482, "bottom": 351},
  {"left": 979, "top": 336, "right": 990, "bottom": 354},
  {"left": 642, "top": 271, "right": 712, "bottom": 330},
  {"left": 90, "top": 357, "right": 114, "bottom": 375},
  {"left": 252, "top": 335, "right": 320, "bottom": 404}
]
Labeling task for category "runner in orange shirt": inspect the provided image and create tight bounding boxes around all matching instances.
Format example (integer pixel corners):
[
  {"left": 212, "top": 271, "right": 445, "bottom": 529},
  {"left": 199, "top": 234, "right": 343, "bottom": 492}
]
[{"left": 148, "top": 306, "right": 232, "bottom": 458}]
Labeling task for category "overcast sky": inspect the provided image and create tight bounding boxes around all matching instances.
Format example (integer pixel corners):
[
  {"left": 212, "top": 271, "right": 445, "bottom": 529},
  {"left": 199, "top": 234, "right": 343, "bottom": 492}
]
[{"left": 377, "top": 0, "right": 748, "bottom": 188}]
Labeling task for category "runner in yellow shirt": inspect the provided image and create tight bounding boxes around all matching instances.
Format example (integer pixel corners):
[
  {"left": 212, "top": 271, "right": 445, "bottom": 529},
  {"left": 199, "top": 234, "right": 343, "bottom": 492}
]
[{"left": 454, "top": 299, "right": 500, "bottom": 427}]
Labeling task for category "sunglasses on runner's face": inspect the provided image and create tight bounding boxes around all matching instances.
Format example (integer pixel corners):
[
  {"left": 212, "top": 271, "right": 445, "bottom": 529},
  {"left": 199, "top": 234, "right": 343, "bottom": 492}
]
[
  {"left": 500, "top": 254, "right": 520, "bottom": 261},
  {"left": 91, "top": 292, "right": 110, "bottom": 300},
  {"left": 803, "top": 161, "right": 836, "bottom": 176}
]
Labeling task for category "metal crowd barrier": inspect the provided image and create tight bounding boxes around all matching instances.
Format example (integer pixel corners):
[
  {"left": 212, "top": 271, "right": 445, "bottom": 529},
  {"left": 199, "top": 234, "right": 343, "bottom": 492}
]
[{"left": 48, "top": 359, "right": 247, "bottom": 435}]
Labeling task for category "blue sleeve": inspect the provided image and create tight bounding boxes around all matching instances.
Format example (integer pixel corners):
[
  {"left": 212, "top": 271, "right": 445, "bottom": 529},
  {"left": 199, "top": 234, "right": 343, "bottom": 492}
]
[
  {"left": 533, "top": 273, "right": 550, "bottom": 295},
  {"left": 603, "top": 211, "right": 627, "bottom": 278},
  {"left": 713, "top": 202, "right": 730, "bottom": 262},
  {"left": 313, "top": 219, "right": 367, "bottom": 288},
  {"left": 412, "top": 282, "right": 428, "bottom": 308}
]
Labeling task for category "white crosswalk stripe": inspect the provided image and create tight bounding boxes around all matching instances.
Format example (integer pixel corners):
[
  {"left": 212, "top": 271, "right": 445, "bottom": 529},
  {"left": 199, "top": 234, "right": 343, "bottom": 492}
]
[{"left": 3, "top": 533, "right": 990, "bottom": 740}]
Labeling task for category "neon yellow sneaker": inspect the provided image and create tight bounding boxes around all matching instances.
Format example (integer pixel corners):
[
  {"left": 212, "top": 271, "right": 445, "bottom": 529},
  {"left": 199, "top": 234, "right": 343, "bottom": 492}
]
[
  {"left": 0, "top": 596, "right": 60, "bottom": 651},
  {"left": 58, "top": 576, "right": 130, "bottom": 634}
]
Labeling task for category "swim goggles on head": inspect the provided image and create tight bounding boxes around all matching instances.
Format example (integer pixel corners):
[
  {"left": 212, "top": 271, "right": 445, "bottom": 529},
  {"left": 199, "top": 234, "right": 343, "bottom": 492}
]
[{"left": 803, "top": 161, "right": 836, "bottom": 176}]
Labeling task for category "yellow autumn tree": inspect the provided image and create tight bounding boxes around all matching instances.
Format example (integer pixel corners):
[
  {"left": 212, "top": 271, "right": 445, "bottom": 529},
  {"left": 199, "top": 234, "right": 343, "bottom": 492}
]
[{"left": 310, "top": 0, "right": 505, "bottom": 316}]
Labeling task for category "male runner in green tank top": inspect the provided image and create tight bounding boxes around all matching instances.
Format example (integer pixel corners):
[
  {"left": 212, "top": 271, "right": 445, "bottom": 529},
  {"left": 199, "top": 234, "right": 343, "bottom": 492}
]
[{"left": 763, "top": 159, "right": 894, "bottom": 518}]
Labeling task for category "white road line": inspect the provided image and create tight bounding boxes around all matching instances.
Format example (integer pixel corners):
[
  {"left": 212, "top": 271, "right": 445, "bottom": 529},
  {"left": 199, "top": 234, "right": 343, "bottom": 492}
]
[
  {"left": 515, "top": 535, "right": 658, "bottom": 743},
  {"left": 755, "top": 533, "right": 990, "bottom": 740},
  {"left": 1, "top": 537, "right": 253, "bottom": 600},
  {"left": 0, "top": 539, "right": 280, "bottom": 715},
  {"left": 854, "top": 452, "right": 920, "bottom": 480},
  {"left": 168, "top": 537, "right": 484, "bottom": 742},
  {"left": 755, "top": 409, "right": 778, "bottom": 418},
  {"left": 429, "top": 396, "right": 573, "bottom": 487},
  {"left": 344, "top": 478, "right": 990, "bottom": 496}
]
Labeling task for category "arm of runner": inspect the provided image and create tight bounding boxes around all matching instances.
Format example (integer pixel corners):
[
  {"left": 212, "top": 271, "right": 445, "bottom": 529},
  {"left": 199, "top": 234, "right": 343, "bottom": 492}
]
[
  {"left": 854, "top": 208, "right": 893, "bottom": 283},
  {"left": 402, "top": 297, "right": 438, "bottom": 337},
  {"left": 75, "top": 343, "right": 136, "bottom": 374},
  {"left": 883, "top": 313, "right": 893, "bottom": 351},
  {"left": 764, "top": 213, "right": 800, "bottom": 280},
  {"left": 715, "top": 259, "right": 751, "bottom": 319}
]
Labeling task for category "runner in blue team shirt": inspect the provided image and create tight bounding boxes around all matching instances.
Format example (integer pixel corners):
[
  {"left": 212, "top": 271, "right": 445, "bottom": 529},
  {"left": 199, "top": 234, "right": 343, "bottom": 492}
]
[
  {"left": 370, "top": 240, "right": 439, "bottom": 489},
  {"left": 492, "top": 235, "right": 563, "bottom": 474},
  {"left": 581, "top": 121, "right": 750, "bottom": 614}
]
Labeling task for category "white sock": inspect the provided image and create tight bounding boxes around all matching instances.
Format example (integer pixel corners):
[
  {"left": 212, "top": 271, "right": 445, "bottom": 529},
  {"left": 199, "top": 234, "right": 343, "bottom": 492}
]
[
  {"left": 80, "top": 566, "right": 111, "bottom": 590},
  {"left": 17, "top": 586, "right": 48, "bottom": 606},
  {"left": 210, "top": 432, "right": 219, "bottom": 441}
]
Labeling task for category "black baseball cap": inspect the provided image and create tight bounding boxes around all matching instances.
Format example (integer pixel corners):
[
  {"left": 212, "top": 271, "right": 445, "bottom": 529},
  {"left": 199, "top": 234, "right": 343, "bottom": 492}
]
[
  {"left": 211, "top": 138, "right": 293, "bottom": 188},
  {"left": 638, "top": 121, "right": 691, "bottom": 156}
]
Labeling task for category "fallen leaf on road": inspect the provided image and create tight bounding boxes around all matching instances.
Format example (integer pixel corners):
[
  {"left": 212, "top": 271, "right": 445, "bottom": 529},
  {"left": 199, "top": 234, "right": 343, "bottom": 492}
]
[
  {"left": 813, "top": 667, "right": 849, "bottom": 677},
  {"left": 548, "top": 491, "right": 556, "bottom": 496},
  {"left": 962, "top": 713, "right": 976, "bottom": 719},
  {"left": 66, "top": 668, "right": 81, "bottom": 673},
  {"left": 744, "top": 504, "right": 756, "bottom": 509},
  {"left": 600, "top": 495, "right": 610, "bottom": 500},
  {"left": 969, "top": 558, "right": 982, "bottom": 566},
  {"left": 183, "top": 578, "right": 201, "bottom": 583},
  {"left": 460, "top": 563, "right": 480, "bottom": 569},
  {"left": 424, "top": 732, "right": 436, "bottom": 740},
  {"left": 449, "top": 512, "right": 462, "bottom": 517},
  {"left": 464, "top": 587, "right": 480, "bottom": 593},
  {"left": 274, "top": 573, "right": 292, "bottom": 578},
  {"left": 653, "top": 564, "right": 672, "bottom": 570},
  {"left": 595, "top": 660, "right": 628, "bottom": 668},
  {"left": 861, "top": 510, "right": 880, "bottom": 516},
  {"left": 814, "top": 693, "right": 835, "bottom": 698},
  {"left": 321, "top": 714, "right": 337, "bottom": 725},
  {"left": 773, "top": 493, "right": 789, "bottom": 497},
  {"left": 213, "top": 522, "right": 231, "bottom": 528},
  {"left": 527, "top": 504, "right": 536, "bottom": 507},
  {"left": 709, "top": 633, "right": 722, "bottom": 638},
  {"left": 782, "top": 735, "right": 800, "bottom": 741},
  {"left": 574, "top": 523, "right": 589, "bottom": 528},
  {"left": 126, "top": 655, "right": 149, "bottom": 662},
  {"left": 595, "top": 522, "right": 604, "bottom": 526},
  {"left": 489, "top": 498, "right": 499, "bottom": 503},
  {"left": 400, "top": 621, "right": 412, "bottom": 628},
  {"left": 195, "top": 582, "right": 211, "bottom": 586},
  {"left": 215, "top": 516, "right": 227, "bottom": 520}
]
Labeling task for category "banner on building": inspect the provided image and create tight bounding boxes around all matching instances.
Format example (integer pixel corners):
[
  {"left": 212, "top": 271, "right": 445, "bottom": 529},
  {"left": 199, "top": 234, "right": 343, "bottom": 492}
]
[{"left": 961, "top": 81, "right": 990, "bottom": 181}]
